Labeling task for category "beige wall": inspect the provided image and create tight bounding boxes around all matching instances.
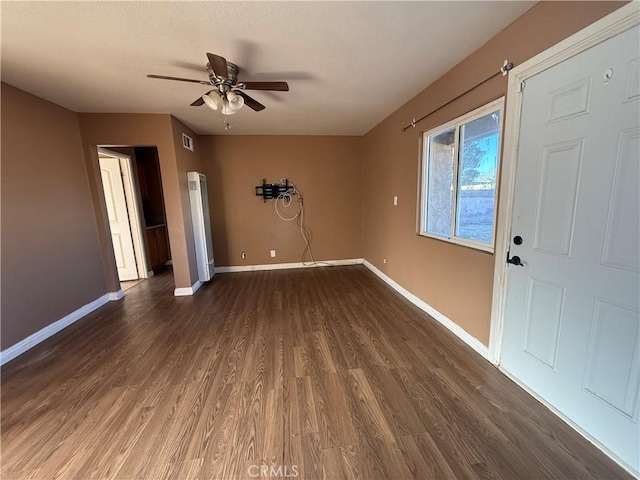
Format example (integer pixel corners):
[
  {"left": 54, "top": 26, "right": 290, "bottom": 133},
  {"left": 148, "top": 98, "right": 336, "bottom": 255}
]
[
  {"left": 362, "top": 1, "right": 626, "bottom": 346},
  {"left": 77, "top": 114, "right": 202, "bottom": 290},
  {"left": 170, "top": 117, "right": 203, "bottom": 282},
  {"left": 200, "top": 136, "right": 363, "bottom": 266},
  {"left": 1, "top": 83, "right": 107, "bottom": 349}
]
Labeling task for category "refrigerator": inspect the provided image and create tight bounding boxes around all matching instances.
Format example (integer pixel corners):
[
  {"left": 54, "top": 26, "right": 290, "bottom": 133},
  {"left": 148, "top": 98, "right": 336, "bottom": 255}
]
[{"left": 187, "top": 171, "right": 215, "bottom": 282}]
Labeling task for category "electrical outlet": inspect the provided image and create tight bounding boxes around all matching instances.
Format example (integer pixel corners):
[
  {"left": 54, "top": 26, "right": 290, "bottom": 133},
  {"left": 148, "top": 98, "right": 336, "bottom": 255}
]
[
  {"left": 383, "top": 258, "right": 387, "bottom": 264},
  {"left": 270, "top": 250, "right": 276, "bottom": 258},
  {"left": 241, "top": 251, "right": 246, "bottom": 259},
  {"left": 393, "top": 196, "right": 398, "bottom": 206}
]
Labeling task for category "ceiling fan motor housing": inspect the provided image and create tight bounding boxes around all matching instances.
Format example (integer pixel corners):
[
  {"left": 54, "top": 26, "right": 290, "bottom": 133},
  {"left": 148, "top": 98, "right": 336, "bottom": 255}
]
[{"left": 208, "top": 61, "right": 240, "bottom": 86}]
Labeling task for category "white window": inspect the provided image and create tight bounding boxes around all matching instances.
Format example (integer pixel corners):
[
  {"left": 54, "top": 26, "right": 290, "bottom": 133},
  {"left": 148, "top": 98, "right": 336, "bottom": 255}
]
[{"left": 419, "top": 98, "right": 504, "bottom": 252}]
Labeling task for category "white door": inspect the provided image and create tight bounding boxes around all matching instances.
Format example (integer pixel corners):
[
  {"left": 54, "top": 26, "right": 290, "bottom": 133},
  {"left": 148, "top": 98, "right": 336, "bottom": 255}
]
[
  {"left": 501, "top": 25, "right": 640, "bottom": 472},
  {"left": 99, "top": 156, "right": 138, "bottom": 281}
]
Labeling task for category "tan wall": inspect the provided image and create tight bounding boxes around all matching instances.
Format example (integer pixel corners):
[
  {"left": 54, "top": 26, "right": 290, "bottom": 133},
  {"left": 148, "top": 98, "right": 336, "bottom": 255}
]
[
  {"left": 362, "top": 1, "right": 625, "bottom": 346},
  {"left": 77, "top": 114, "right": 201, "bottom": 290},
  {"left": 200, "top": 136, "right": 363, "bottom": 266},
  {"left": 170, "top": 117, "right": 203, "bottom": 283},
  {"left": 1, "top": 83, "right": 107, "bottom": 349}
]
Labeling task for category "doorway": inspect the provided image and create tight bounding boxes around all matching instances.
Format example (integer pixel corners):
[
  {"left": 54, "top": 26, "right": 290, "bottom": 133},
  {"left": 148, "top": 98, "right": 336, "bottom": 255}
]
[{"left": 98, "top": 148, "right": 149, "bottom": 288}]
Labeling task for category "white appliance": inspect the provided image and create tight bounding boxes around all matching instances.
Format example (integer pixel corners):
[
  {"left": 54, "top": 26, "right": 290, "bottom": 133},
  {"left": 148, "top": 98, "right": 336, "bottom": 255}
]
[{"left": 187, "top": 171, "right": 215, "bottom": 282}]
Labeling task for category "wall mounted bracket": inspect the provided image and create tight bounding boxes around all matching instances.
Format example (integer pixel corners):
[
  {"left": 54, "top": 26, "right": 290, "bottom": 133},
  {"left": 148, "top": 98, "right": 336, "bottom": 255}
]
[{"left": 255, "top": 178, "right": 292, "bottom": 202}]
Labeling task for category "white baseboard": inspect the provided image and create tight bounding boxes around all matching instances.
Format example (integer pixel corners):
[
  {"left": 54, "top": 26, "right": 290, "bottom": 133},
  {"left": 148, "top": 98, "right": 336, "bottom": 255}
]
[
  {"left": 362, "top": 260, "right": 489, "bottom": 360},
  {"left": 216, "top": 258, "right": 364, "bottom": 273},
  {"left": 0, "top": 291, "right": 122, "bottom": 366},
  {"left": 499, "top": 366, "right": 639, "bottom": 478},
  {"left": 174, "top": 280, "right": 202, "bottom": 296},
  {"left": 109, "top": 289, "right": 124, "bottom": 300}
]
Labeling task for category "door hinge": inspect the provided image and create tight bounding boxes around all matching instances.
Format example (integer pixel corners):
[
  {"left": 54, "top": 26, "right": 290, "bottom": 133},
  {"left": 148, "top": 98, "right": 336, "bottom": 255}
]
[{"left": 517, "top": 81, "right": 526, "bottom": 93}]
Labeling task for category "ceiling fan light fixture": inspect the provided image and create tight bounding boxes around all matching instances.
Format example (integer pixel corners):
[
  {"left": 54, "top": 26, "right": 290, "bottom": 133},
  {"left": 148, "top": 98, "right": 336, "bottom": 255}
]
[
  {"left": 202, "top": 92, "right": 221, "bottom": 111},
  {"left": 226, "top": 90, "right": 244, "bottom": 111},
  {"left": 221, "top": 102, "right": 238, "bottom": 115}
]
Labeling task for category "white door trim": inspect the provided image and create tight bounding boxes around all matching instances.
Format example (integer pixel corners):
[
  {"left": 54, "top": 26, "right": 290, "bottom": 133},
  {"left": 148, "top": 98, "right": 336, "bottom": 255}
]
[
  {"left": 98, "top": 148, "right": 151, "bottom": 280},
  {"left": 489, "top": 2, "right": 640, "bottom": 365}
]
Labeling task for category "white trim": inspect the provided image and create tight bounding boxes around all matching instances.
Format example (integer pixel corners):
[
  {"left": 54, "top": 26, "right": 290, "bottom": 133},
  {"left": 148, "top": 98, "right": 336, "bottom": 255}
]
[
  {"left": 216, "top": 258, "right": 364, "bottom": 273},
  {"left": 109, "top": 290, "right": 124, "bottom": 300},
  {"left": 363, "top": 260, "right": 489, "bottom": 360},
  {"left": 500, "top": 366, "right": 639, "bottom": 478},
  {"left": 419, "top": 97, "right": 504, "bottom": 254},
  {"left": 0, "top": 293, "right": 116, "bottom": 366},
  {"left": 489, "top": 2, "right": 640, "bottom": 365},
  {"left": 419, "top": 233, "right": 495, "bottom": 254},
  {"left": 146, "top": 270, "right": 155, "bottom": 278},
  {"left": 174, "top": 280, "right": 202, "bottom": 296}
]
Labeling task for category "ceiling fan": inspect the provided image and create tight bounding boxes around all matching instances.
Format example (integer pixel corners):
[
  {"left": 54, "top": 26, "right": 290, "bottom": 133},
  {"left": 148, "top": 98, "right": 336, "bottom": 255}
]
[{"left": 147, "top": 52, "right": 289, "bottom": 115}]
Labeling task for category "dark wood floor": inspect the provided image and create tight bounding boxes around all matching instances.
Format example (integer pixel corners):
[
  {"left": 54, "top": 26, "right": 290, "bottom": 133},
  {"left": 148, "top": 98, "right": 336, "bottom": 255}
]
[{"left": 1, "top": 266, "right": 631, "bottom": 479}]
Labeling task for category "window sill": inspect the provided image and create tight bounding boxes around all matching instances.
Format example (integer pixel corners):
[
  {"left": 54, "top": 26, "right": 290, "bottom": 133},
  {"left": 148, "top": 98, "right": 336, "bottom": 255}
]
[{"left": 418, "top": 232, "right": 494, "bottom": 254}]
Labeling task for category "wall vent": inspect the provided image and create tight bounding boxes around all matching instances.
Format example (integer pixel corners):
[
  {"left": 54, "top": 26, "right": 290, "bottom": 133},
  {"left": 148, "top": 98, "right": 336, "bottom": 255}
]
[{"left": 182, "top": 133, "right": 194, "bottom": 152}]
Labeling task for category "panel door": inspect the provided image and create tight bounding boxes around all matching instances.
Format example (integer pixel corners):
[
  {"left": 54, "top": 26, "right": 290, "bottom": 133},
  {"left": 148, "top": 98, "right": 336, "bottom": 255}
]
[
  {"left": 99, "top": 156, "right": 138, "bottom": 281},
  {"left": 501, "top": 25, "right": 640, "bottom": 472}
]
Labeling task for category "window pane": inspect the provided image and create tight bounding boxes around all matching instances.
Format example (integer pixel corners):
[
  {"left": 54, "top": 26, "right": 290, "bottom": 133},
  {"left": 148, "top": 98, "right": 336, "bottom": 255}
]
[
  {"left": 426, "top": 127, "right": 455, "bottom": 237},
  {"left": 455, "top": 110, "right": 500, "bottom": 244}
]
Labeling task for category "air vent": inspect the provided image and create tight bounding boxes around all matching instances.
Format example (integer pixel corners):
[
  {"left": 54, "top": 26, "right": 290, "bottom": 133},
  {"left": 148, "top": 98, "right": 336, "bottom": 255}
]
[{"left": 182, "top": 133, "right": 194, "bottom": 152}]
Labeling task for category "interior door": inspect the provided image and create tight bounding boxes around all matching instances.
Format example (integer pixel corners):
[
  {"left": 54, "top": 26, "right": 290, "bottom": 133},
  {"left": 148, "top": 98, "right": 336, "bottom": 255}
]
[
  {"left": 99, "top": 156, "right": 138, "bottom": 281},
  {"left": 501, "top": 25, "right": 639, "bottom": 472}
]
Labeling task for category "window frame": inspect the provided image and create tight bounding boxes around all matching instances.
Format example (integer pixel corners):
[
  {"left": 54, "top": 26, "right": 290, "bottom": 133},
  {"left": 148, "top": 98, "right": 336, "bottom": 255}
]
[{"left": 418, "top": 97, "right": 505, "bottom": 253}]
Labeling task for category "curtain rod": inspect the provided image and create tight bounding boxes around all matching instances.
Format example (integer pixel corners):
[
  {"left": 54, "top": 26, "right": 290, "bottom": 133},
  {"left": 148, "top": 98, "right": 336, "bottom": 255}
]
[{"left": 400, "top": 59, "right": 514, "bottom": 132}]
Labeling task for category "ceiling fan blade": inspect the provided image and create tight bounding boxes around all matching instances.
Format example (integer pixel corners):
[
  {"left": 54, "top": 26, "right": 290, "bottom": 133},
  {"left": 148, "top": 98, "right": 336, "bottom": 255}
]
[
  {"left": 206, "top": 52, "right": 229, "bottom": 78},
  {"left": 242, "top": 81, "right": 289, "bottom": 91},
  {"left": 191, "top": 90, "right": 217, "bottom": 106},
  {"left": 237, "top": 91, "right": 266, "bottom": 111},
  {"left": 147, "top": 74, "right": 210, "bottom": 85}
]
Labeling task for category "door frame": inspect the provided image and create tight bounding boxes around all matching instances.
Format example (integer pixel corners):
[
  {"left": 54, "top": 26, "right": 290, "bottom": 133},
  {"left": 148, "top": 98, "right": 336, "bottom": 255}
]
[
  {"left": 489, "top": 2, "right": 639, "bottom": 365},
  {"left": 98, "top": 147, "right": 152, "bottom": 281}
]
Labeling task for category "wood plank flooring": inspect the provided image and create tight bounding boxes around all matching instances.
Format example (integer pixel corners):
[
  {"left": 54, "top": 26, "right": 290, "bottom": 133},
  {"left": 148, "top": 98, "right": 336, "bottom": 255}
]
[{"left": 1, "top": 266, "right": 631, "bottom": 479}]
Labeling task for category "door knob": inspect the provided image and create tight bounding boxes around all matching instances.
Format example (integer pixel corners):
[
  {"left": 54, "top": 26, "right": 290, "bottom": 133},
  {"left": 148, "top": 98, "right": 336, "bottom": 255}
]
[{"left": 507, "top": 252, "right": 524, "bottom": 266}]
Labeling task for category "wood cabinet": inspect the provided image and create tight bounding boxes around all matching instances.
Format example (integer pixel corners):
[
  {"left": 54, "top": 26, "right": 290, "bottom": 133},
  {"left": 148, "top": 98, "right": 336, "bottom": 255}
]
[{"left": 146, "top": 224, "right": 169, "bottom": 271}]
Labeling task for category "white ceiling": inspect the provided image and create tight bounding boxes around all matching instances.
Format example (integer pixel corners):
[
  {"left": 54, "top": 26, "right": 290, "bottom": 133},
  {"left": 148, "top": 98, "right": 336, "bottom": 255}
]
[{"left": 1, "top": 1, "right": 535, "bottom": 135}]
